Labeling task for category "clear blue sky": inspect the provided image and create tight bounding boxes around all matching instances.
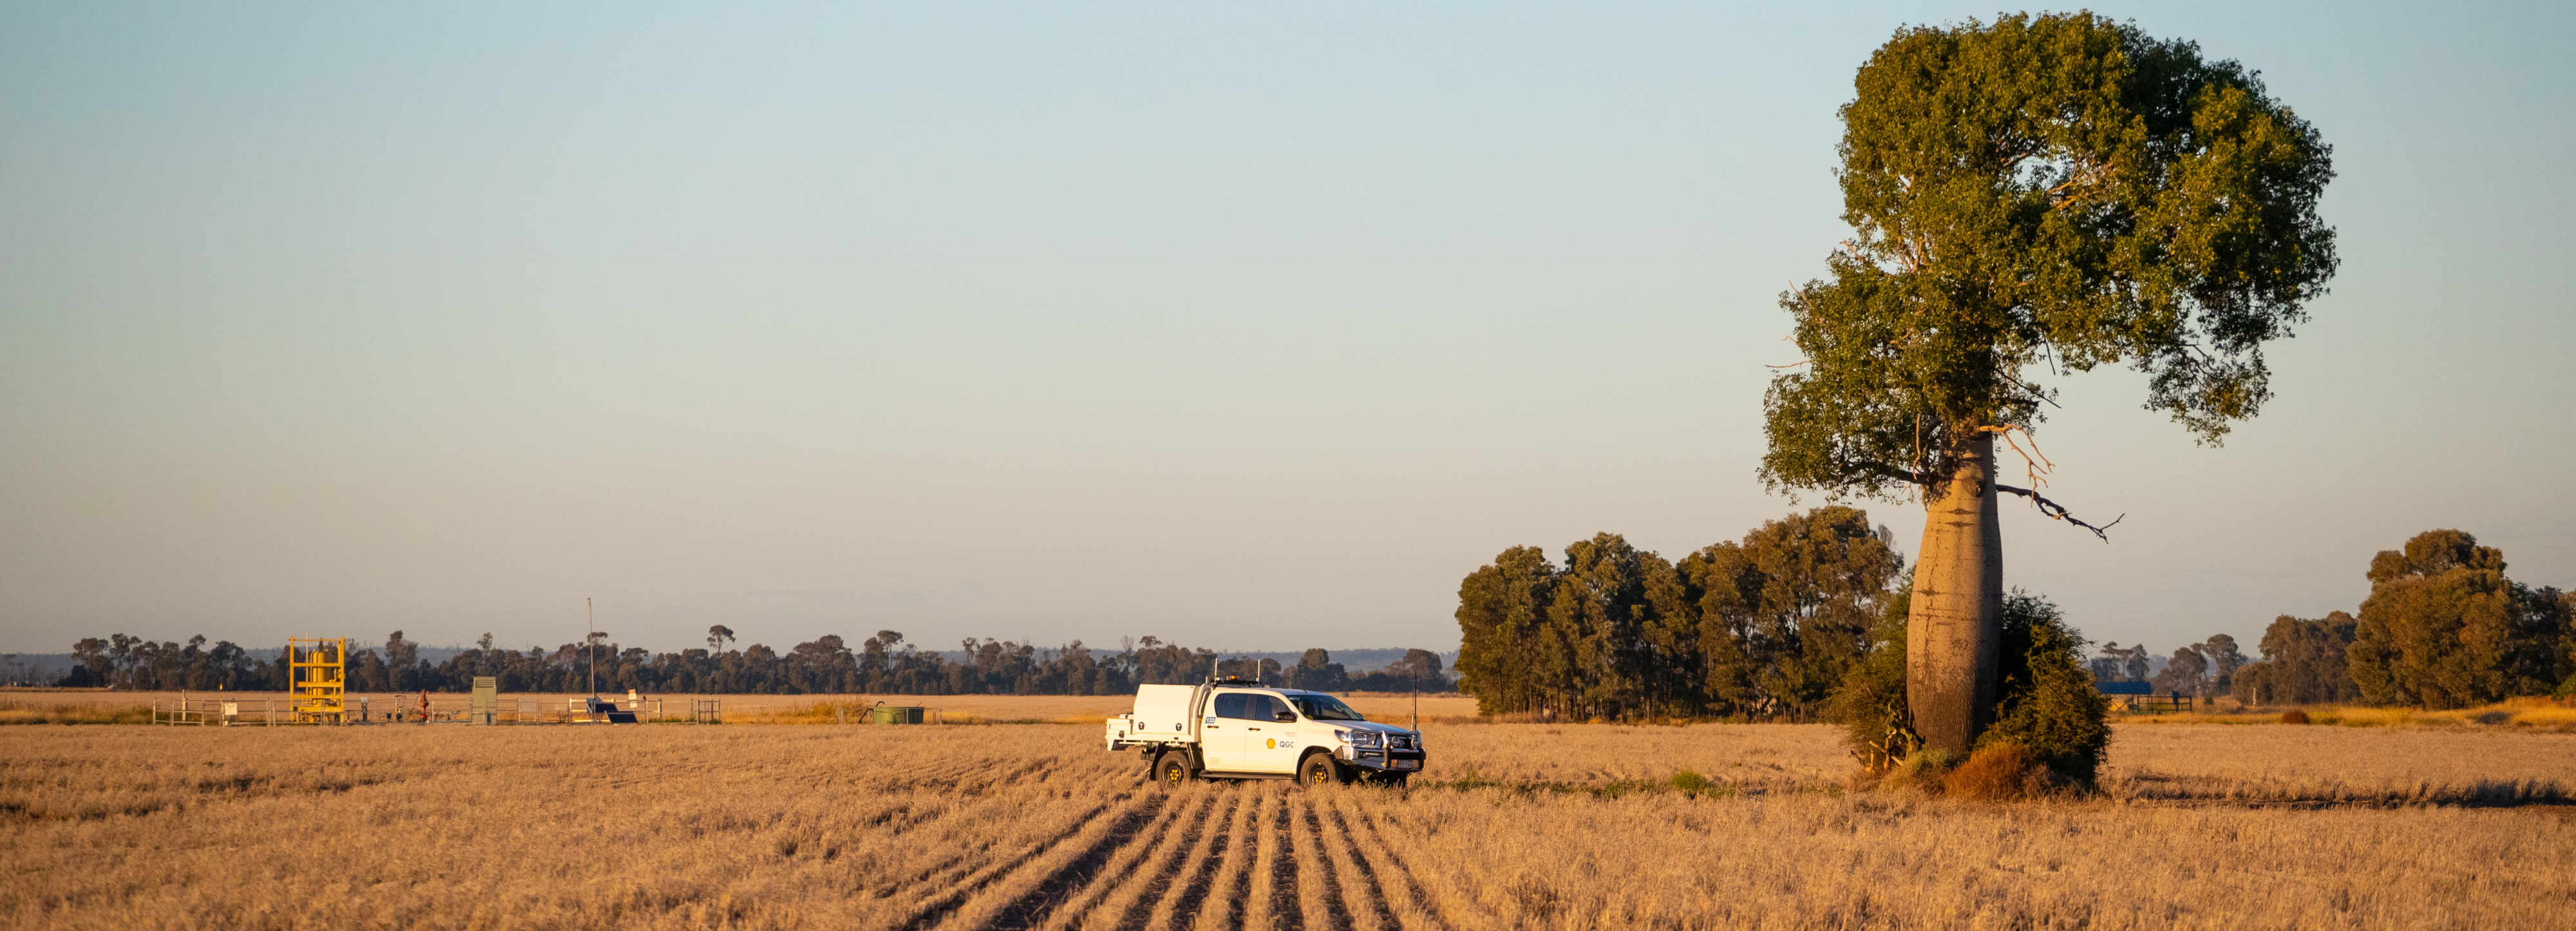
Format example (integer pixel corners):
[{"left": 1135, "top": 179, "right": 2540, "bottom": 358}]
[{"left": 3, "top": 3, "right": 2570, "bottom": 657}]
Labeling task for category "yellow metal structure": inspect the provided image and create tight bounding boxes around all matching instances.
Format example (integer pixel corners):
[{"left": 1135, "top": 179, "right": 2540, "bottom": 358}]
[{"left": 288, "top": 637, "right": 347, "bottom": 723}]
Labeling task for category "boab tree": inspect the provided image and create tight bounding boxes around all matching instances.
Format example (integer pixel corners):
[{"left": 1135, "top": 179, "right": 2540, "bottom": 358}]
[{"left": 1766, "top": 14, "right": 2335, "bottom": 755}]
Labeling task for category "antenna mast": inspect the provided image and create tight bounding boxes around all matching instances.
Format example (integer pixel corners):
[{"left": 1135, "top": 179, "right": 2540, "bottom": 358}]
[{"left": 587, "top": 597, "right": 596, "bottom": 698}]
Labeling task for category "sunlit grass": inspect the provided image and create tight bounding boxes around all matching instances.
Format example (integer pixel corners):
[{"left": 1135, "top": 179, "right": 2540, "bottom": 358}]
[
  {"left": 2113, "top": 697, "right": 2576, "bottom": 730},
  {"left": 7, "top": 722, "right": 2574, "bottom": 929}
]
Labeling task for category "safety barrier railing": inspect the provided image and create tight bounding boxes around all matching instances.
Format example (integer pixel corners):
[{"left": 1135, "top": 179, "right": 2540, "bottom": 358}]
[{"left": 153, "top": 697, "right": 300, "bottom": 726}]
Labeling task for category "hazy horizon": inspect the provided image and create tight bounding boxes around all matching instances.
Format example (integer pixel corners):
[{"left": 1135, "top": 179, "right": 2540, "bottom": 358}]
[{"left": 5, "top": 2, "right": 2571, "bottom": 657}]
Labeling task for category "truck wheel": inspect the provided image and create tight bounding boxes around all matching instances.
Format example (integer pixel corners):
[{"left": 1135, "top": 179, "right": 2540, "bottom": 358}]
[
  {"left": 1297, "top": 753, "right": 1341, "bottom": 788},
  {"left": 1154, "top": 755, "right": 1193, "bottom": 787}
]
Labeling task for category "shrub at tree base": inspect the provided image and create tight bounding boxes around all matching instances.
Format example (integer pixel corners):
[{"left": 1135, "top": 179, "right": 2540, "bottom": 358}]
[
  {"left": 1944, "top": 744, "right": 2049, "bottom": 801},
  {"left": 1833, "top": 590, "right": 2111, "bottom": 787},
  {"left": 1978, "top": 593, "right": 2114, "bottom": 784},
  {"left": 1827, "top": 592, "right": 1916, "bottom": 773},
  {"left": 2281, "top": 709, "right": 2311, "bottom": 724}
]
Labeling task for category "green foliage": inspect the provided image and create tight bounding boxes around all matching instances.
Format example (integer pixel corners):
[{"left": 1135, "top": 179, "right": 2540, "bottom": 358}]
[
  {"left": 1454, "top": 545, "right": 1560, "bottom": 716},
  {"left": 1546, "top": 534, "right": 1678, "bottom": 718},
  {"left": 1827, "top": 589, "right": 1916, "bottom": 773},
  {"left": 1455, "top": 507, "right": 1902, "bottom": 720},
  {"left": 2230, "top": 612, "right": 2362, "bottom": 705},
  {"left": 2349, "top": 531, "right": 2568, "bottom": 708},
  {"left": 1980, "top": 592, "right": 2112, "bottom": 784},
  {"left": 1833, "top": 588, "right": 2108, "bottom": 784},
  {"left": 1763, "top": 12, "right": 2336, "bottom": 497},
  {"left": 1682, "top": 508, "right": 1905, "bottom": 718}
]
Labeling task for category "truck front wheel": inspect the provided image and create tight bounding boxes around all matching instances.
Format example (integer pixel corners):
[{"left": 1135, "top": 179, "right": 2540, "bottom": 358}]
[
  {"left": 1154, "top": 755, "right": 1193, "bottom": 787},
  {"left": 1297, "top": 753, "right": 1341, "bottom": 788}
]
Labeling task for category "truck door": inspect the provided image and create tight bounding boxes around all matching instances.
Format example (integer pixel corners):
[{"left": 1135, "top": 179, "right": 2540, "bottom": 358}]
[
  {"left": 1203, "top": 691, "right": 1250, "bottom": 769},
  {"left": 1238, "top": 694, "right": 1302, "bottom": 773}
]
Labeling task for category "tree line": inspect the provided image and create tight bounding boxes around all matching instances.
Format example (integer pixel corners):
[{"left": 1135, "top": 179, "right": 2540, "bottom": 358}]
[
  {"left": 48, "top": 629, "right": 1454, "bottom": 697},
  {"left": 1455, "top": 514, "right": 2576, "bottom": 724},
  {"left": 1453, "top": 506, "right": 1904, "bottom": 721},
  {"left": 1451, "top": 505, "right": 2111, "bottom": 780},
  {"left": 2087, "top": 530, "right": 2572, "bottom": 708}
]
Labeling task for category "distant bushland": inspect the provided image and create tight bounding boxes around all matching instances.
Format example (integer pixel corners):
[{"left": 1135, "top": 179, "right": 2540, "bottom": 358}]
[{"left": 45, "top": 630, "right": 1454, "bottom": 697}]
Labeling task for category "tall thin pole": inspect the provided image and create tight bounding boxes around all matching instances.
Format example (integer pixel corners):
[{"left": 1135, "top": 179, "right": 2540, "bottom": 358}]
[{"left": 587, "top": 597, "right": 596, "bottom": 699}]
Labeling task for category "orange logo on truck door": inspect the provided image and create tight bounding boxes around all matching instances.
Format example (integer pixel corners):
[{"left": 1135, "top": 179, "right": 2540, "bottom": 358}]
[{"left": 1266, "top": 738, "right": 1276, "bottom": 748}]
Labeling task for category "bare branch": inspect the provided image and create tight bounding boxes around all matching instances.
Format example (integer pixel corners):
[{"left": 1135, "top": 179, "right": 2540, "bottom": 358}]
[
  {"left": 1997, "top": 368, "right": 2061, "bottom": 409},
  {"left": 1859, "top": 458, "right": 2121, "bottom": 542},
  {"left": 1997, "top": 484, "right": 2123, "bottom": 541}
]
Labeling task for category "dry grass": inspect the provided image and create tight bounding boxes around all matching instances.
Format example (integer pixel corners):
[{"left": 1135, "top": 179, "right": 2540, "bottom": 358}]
[
  {"left": 7, "top": 721, "right": 2576, "bottom": 930},
  {"left": 1, "top": 690, "right": 1483, "bottom": 728},
  {"left": 1940, "top": 744, "right": 2047, "bottom": 800},
  {"left": 2116, "top": 696, "right": 2576, "bottom": 730},
  {"left": 0, "top": 699, "right": 151, "bottom": 726}
]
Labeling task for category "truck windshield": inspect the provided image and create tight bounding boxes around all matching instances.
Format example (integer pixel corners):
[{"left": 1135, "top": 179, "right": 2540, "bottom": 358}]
[{"left": 1290, "top": 695, "right": 1365, "bottom": 721}]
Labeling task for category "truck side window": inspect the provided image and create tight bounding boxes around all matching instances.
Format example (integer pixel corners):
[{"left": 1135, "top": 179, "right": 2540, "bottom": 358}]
[
  {"left": 1213, "top": 693, "right": 1250, "bottom": 719},
  {"left": 1257, "top": 696, "right": 1293, "bottom": 721}
]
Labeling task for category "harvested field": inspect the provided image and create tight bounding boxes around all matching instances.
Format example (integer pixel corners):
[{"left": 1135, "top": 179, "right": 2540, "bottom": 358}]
[{"left": 6, "top": 722, "right": 2575, "bottom": 930}]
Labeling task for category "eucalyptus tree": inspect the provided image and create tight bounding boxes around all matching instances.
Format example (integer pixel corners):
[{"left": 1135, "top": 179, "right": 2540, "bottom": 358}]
[
  {"left": 1764, "top": 14, "right": 2336, "bottom": 753},
  {"left": 2349, "top": 530, "right": 2567, "bottom": 708}
]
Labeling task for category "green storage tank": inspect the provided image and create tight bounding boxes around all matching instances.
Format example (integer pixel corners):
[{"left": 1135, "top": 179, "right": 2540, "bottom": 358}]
[{"left": 871, "top": 705, "right": 927, "bottom": 725}]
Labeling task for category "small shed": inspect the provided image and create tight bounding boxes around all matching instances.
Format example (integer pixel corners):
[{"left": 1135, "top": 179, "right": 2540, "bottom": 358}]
[{"left": 2096, "top": 681, "right": 2151, "bottom": 711}]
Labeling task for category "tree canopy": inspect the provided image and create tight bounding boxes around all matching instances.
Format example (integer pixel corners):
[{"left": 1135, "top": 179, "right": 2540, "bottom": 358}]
[
  {"left": 1763, "top": 12, "right": 2337, "bottom": 499},
  {"left": 2229, "top": 612, "right": 2362, "bottom": 705},
  {"left": 1453, "top": 507, "right": 1903, "bottom": 720},
  {"left": 2348, "top": 530, "right": 2569, "bottom": 708}
]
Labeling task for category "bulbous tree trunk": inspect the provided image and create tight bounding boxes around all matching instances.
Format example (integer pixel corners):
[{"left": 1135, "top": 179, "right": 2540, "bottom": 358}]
[{"left": 1906, "top": 431, "right": 2003, "bottom": 757}]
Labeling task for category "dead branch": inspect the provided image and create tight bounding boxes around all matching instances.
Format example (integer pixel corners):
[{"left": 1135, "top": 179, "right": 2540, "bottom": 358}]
[
  {"left": 1855, "top": 457, "right": 2121, "bottom": 542},
  {"left": 1996, "top": 484, "right": 2123, "bottom": 541}
]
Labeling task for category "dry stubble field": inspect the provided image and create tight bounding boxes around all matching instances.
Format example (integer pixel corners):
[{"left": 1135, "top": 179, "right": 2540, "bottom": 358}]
[{"left": 6, "top": 719, "right": 2575, "bottom": 931}]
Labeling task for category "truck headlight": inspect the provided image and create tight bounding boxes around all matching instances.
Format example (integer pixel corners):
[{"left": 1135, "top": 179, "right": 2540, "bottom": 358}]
[{"left": 1348, "top": 731, "right": 1382, "bottom": 749}]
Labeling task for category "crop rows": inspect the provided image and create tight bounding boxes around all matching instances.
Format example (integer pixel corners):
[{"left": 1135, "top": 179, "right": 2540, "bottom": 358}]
[{"left": 893, "top": 781, "right": 1442, "bottom": 931}]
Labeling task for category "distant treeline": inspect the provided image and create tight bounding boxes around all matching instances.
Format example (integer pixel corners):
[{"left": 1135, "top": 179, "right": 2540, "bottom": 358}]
[
  {"left": 46, "top": 631, "right": 1457, "bottom": 697},
  {"left": 2110, "top": 530, "right": 2573, "bottom": 709}
]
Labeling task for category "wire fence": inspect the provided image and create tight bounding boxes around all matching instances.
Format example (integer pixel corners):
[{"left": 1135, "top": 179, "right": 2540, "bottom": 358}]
[{"left": 150, "top": 695, "right": 720, "bottom": 726}]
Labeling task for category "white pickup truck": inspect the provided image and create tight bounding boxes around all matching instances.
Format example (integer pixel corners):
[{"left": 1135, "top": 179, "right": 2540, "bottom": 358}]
[{"left": 1104, "top": 677, "right": 1427, "bottom": 787}]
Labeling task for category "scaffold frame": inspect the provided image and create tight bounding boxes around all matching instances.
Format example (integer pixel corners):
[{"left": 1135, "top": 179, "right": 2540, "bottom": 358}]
[{"left": 288, "top": 637, "right": 347, "bottom": 723}]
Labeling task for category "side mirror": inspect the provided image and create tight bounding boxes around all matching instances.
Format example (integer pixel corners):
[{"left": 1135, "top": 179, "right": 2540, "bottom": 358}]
[{"left": 1274, "top": 710, "right": 1296, "bottom": 722}]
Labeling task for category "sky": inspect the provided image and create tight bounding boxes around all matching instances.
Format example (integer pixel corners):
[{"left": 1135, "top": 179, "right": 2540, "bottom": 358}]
[{"left": 3, "top": 2, "right": 2570, "bottom": 658}]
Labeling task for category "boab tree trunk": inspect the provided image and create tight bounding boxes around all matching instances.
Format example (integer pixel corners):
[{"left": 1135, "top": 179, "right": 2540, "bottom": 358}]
[{"left": 1907, "top": 431, "right": 2002, "bottom": 757}]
